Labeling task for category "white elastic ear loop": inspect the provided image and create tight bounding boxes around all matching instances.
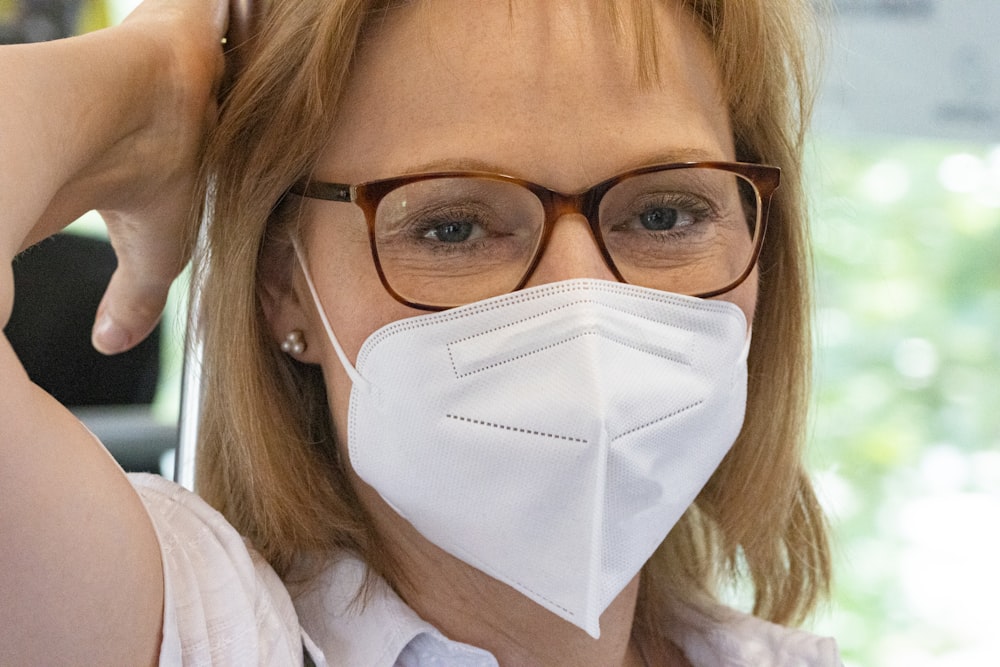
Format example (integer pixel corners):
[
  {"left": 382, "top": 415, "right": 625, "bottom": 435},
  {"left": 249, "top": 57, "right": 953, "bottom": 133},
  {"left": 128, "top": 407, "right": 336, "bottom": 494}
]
[{"left": 292, "top": 238, "right": 367, "bottom": 389}]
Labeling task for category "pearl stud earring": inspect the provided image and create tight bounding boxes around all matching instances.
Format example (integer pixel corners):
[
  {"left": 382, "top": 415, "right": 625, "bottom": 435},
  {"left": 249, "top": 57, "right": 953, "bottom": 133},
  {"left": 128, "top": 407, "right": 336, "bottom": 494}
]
[{"left": 280, "top": 330, "right": 306, "bottom": 356}]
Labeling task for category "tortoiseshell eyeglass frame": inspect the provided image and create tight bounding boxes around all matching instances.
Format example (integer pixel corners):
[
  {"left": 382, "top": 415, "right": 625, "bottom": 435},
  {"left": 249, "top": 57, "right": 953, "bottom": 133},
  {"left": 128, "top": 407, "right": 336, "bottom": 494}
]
[{"left": 289, "top": 161, "right": 780, "bottom": 311}]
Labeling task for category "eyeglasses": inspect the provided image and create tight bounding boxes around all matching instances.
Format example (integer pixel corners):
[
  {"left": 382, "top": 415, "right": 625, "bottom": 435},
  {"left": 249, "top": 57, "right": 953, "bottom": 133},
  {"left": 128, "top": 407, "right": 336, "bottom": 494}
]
[{"left": 290, "top": 161, "right": 780, "bottom": 311}]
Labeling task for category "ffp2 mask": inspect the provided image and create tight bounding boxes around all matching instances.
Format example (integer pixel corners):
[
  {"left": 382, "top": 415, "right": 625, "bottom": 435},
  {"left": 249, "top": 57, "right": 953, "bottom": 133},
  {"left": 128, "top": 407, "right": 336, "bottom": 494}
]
[{"left": 298, "top": 252, "right": 749, "bottom": 638}]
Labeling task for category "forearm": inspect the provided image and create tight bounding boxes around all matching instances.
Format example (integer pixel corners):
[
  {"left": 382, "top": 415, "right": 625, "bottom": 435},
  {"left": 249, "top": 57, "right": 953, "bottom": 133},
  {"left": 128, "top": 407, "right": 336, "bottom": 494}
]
[
  {"left": 0, "top": 0, "right": 224, "bottom": 347},
  {"left": 0, "top": 26, "right": 162, "bottom": 257}
]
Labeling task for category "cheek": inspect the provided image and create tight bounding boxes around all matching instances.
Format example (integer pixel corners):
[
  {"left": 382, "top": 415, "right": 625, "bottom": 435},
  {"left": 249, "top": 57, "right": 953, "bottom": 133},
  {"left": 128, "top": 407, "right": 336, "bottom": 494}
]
[
  {"left": 300, "top": 217, "right": 422, "bottom": 449},
  {"left": 719, "top": 268, "right": 758, "bottom": 330},
  {"left": 302, "top": 207, "right": 419, "bottom": 362},
  {"left": 309, "top": 271, "right": 417, "bottom": 457}
]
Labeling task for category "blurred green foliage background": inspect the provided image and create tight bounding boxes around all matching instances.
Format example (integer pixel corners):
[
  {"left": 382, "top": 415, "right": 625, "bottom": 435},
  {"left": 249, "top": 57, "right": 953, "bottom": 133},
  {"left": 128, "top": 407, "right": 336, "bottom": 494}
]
[{"left": 807, "top": 138, "right": 1000, "bottom": 665}]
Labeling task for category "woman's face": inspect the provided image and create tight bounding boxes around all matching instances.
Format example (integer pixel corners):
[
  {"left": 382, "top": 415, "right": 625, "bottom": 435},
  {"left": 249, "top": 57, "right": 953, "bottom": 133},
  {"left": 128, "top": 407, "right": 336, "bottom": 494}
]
[{"left": 273, "top": 0, "right": 755, "bottom": 472}]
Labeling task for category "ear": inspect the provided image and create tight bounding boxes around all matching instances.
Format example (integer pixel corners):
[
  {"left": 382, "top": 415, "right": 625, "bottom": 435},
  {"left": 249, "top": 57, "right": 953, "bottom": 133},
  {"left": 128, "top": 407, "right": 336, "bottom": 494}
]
[{"left": 258, "top": 239, "right": 323, "bottom": 364}]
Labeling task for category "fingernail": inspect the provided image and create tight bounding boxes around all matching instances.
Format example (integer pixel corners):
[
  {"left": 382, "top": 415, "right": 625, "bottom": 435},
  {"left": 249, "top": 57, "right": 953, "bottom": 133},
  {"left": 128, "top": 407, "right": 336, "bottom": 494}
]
[{"left": 93, "top": 313, "right": 130, "bottom": 354}]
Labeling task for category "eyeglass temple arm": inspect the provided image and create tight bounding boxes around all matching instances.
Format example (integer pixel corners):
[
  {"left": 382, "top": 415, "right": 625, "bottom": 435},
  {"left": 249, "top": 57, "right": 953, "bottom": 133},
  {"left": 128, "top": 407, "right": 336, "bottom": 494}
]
[{"left": 289, "top": 180, "right": 354, "bottom": 202}]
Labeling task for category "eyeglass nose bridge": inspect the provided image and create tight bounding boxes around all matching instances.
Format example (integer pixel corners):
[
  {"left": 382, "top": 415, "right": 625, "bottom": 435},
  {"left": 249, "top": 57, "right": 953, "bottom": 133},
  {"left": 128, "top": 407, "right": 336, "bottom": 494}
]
[{"left": 518, "top": 186, "right": 628, "bottom": 289}]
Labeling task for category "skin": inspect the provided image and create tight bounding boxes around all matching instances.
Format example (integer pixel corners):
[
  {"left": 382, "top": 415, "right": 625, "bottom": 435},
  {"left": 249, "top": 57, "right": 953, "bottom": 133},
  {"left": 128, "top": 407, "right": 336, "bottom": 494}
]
[
  {"left": 0, "top": 1, "right": 227, "bottom": 663},
  {"left": 267, "top": 1, "right": 757, "bottom": 665},
  {"left": 0, "top": 0, "right": 759, "bottom": 663}
]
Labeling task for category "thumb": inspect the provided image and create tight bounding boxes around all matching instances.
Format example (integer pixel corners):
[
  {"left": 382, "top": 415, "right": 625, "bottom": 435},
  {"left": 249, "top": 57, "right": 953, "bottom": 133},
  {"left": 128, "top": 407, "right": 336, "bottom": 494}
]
[{"left": 91, "top": 268, "right": 171, "bottom": 355}]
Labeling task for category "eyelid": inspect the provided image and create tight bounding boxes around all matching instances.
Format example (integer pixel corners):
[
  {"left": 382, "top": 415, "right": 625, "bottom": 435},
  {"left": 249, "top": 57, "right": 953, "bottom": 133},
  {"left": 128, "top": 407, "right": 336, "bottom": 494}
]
[
  {"left": 611, "top": 191, "right": 717, "bottom": 219},
  {"left": 380, "top": 201, "right": 503, "bottom": 239}
]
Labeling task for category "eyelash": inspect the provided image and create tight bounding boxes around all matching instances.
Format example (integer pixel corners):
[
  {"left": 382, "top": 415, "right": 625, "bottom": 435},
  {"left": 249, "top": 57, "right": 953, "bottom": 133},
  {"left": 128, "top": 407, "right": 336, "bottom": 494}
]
[{"left": 611, "top": 193, "right": 718, "bottom": 231}]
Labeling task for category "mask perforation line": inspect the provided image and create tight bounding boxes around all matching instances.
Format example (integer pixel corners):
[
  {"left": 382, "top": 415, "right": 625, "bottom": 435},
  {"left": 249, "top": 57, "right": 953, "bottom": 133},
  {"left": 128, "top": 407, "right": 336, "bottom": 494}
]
[
  {"left": 445, "top": 414, "right": 588, "bottom": 443},
  {"left": 610, "top": 399, "right": 704, "bottom": 442},
  {"left": 445, "top": 299, "right": 700, "bottom": 346},
  {"left": 448, "top": 330, "right": 691, "bottom": 380}
]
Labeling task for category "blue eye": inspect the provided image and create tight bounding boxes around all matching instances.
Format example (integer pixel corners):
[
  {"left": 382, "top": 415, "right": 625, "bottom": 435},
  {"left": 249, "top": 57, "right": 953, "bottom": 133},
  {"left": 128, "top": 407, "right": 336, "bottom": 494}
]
[
  {"left": 638, "top": 207, "right": 681, "bottom": 231},
  {"left": 610, "top": 200, "right": 701, "bottom": 235},
  {"left": 425, "top": 220, "right": 476, "bottom": 243}
]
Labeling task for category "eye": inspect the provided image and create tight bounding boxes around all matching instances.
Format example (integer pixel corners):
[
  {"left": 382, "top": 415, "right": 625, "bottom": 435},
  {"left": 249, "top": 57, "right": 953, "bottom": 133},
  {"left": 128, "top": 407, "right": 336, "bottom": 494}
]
[
  {"left": 609, "top": 193, "right": 711, "bottom": 234},
  {"left": 637, "top": 206, "right": 688, "bottom": 231},
  {"left": 424, "top": 218, "right": 481, "bottom": 243}
]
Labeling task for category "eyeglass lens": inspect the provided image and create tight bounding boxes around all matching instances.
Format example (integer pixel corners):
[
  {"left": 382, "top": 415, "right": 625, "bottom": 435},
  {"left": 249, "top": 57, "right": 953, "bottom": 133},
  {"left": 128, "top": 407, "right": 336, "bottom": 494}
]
[{"left": 371, "top": 167, "right": 760, "bottom": 308}]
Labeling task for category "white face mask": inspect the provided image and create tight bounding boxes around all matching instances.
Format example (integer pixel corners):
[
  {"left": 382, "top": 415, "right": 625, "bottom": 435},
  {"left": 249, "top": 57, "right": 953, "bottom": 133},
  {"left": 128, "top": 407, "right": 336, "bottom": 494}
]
[{"left": 298, "top": 250, "right": 750, "bottom": 638}]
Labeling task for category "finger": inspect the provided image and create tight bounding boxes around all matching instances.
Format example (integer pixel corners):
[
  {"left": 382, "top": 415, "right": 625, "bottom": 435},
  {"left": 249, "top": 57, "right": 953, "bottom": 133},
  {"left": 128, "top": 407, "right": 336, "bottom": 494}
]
[{"left": 91, "top": 265, "right": 173, "bottom": 356}]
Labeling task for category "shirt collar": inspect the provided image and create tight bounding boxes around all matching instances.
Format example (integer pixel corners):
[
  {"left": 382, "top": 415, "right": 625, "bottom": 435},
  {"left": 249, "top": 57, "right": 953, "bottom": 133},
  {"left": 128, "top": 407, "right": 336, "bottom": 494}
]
[
  {"left": 292, "top": 556, "right": 497, "bottom": 667},
  {"left": 668, "top": 600, "right": 842, "bottom": 666},
  {"left": 294, "top": 557, "right": 838, "bottom": 667}
]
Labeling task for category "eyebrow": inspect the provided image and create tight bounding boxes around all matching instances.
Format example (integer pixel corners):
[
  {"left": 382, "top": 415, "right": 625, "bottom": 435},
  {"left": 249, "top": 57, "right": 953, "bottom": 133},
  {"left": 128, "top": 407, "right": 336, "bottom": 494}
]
[{"left": 399, "top": 148, "right": 731, "bottom": 179}]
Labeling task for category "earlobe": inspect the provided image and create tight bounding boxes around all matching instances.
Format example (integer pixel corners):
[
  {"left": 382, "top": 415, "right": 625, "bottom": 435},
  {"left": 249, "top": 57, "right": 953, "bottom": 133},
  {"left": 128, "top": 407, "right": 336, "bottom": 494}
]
[{"left": 259, "top": 247, "right": 322, "bottom": 364}]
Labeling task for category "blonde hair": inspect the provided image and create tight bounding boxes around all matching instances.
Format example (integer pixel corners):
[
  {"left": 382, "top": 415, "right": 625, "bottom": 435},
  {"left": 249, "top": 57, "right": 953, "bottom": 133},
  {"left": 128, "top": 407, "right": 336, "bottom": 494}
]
[{"left": 194, "top": 0, "right": 829, "bottom": 632}]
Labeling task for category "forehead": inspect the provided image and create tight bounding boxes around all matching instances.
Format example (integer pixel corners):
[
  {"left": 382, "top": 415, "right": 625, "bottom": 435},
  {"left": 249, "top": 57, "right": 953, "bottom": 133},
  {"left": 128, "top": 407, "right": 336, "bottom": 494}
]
[{"left": 317, "top": 0, "right": 733, "bottom": 191}]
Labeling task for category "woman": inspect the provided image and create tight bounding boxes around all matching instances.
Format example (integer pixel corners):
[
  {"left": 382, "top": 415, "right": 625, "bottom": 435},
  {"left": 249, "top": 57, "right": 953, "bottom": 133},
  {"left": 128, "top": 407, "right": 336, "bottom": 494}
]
[{"left": 0, "top": 0, "right": 837, "bottom": 664}]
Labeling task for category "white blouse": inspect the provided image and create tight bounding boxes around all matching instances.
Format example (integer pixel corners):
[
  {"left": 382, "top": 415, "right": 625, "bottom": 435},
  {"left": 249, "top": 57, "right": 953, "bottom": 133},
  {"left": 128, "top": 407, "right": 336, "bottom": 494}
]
[{"left": 131, "top": 473, "right": 841, "bottom": 666}]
